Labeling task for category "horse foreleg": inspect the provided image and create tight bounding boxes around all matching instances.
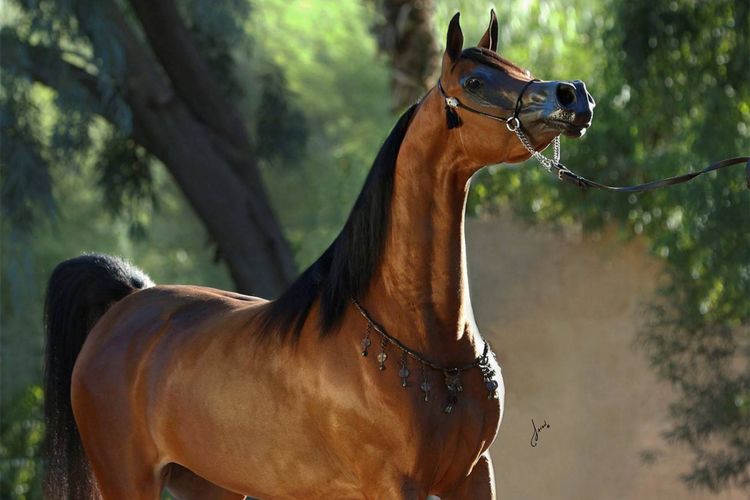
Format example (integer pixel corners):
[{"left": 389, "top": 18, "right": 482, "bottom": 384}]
[
  {"left": 164, "top": 464, "right": 246, "bottom": 500},
  {"left": 441, "top": 451, "right": 496, "bottom": 500}
]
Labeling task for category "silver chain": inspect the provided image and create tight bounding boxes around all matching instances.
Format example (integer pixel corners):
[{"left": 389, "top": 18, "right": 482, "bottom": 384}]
[
  {"left": 511, "top": 125, "right": 561, "bottom": 172},
  {"left": 352, "top": 298, "right": 501, "bottom": 409},
  {"left": 352, "top": 298, "right": 490, "bottom": 372}
]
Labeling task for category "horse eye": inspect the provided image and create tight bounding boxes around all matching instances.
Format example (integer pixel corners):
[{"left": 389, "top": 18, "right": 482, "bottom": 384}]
[{"left": 465, "top": 78, "right": 483, "bottom": 91}]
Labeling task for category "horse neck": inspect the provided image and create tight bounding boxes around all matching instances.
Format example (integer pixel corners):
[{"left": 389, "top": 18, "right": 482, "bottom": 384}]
[{"left": 367, "top": 99, "right": 479, "bottom": 361}]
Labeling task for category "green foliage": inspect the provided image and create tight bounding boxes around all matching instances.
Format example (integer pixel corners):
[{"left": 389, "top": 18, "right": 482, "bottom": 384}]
[
  {"left": 1, "top": 0, "right": 132, "bottom": 229},
  {"left": 0, "top": 77, "right": 53, "bottom": 229},
  {"left": 0, "top": 0, "right": 308, "bottom": 236},
  {"left": 254, "top": 66, "right": 309, "bottom": 163},
  {"left": 180, "top": 0, "right": 252, "bottom": 98},
  {"left": 95, "top": 132, "right": 158, "bottom": 238},
  {"left": 0, "top": 386, "right": 44, "bottom": 500},
  {"left": 243, "top": 0, "right": 392, "bottom": 266}
]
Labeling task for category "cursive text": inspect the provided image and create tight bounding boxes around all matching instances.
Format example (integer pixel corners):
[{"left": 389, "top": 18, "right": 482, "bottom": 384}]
[{"left": 530, "top": 418, "right": 550, "bottom": 447}]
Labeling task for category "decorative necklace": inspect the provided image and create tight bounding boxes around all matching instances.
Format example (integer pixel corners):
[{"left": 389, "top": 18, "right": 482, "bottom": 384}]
[{"left": 352, "top": 299, "right": 500, "bottom": 414}]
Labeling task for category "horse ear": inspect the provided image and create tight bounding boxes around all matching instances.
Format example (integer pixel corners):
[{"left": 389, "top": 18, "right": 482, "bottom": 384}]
[
  {"left": 478, "top": 9, "right": 499, "bottom": 51},
  {"left": 444, "top": 12, "right": 463, "bottom": 63}
]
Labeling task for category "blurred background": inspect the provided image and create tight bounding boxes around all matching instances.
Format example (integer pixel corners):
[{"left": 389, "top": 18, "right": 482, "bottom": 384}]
[{"left": 0, "top": 0, "right": 748, "bottom": 498}]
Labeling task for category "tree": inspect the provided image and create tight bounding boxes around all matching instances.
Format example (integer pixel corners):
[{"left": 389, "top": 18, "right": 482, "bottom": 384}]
[
  {"left": 369, "top": 0, "right": 439, "bottom": 110},
  {"left": 467, "top": 0, "right": 749, "bottom": 491},
  {"left": 615, "top": 0, "right": 750, "bottom": 490},
  {"left": 1, "top": 0, "right": 302, "bottom": 296}
]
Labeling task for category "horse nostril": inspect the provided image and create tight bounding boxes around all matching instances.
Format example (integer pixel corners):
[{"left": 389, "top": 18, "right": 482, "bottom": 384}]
[{"left": 556, "top": 83, "right": 577, "bottom": 108}]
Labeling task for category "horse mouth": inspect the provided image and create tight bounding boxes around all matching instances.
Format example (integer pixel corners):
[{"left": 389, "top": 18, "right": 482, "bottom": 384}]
[{"left": 545, "top": 118, "right": 591, "bottom": 138}]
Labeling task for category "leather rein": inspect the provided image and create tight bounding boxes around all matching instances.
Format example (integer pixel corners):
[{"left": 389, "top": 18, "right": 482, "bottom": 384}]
[{"left": 437, "top": 80, "right": 750, "bottom": 192}]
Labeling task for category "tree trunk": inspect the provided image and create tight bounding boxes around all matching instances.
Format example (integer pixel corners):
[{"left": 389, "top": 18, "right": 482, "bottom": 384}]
[
  {"left": 90, "top": 0, "right": 297, "bottom": 297},
  {"left": 370, "top": 0, "right": 439, "bottom": 111}
]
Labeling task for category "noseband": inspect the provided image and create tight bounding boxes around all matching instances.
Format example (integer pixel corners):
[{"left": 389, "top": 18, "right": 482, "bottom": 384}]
[
  {"left": 437, "top": 79, "right": 750, "bottom": 192},
  {"left": 438, "top": 78, "right": 562, "bottom": 172},
  {"left": 437, "top": 78, "right": 538, "bottom": 132}
]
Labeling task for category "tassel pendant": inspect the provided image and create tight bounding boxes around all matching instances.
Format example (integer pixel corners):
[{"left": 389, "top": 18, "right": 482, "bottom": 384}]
[
  {"left": 444, "top": 369, "right": 463, "bottom": 393},
  {"left": 377, "top": 338, "right": 389, "bottom": 370},
  {"left": 399, "top": 353, "right": 410, "bottom": 388},
  {"left": 486, "top": 379, "right": 499, "bottom": 399},
  {"left": 445, "top": 96, "right": 461, "bottom": 129},
  {"left": 361, "top": 323, "right": 372, "bottom": 357},
  {"left": 443, "top": 369, "right": 463, "bottom": 413},
  {"left": 420, "top": 363, "right": 431, "bottom": 402},
  {"left": 444, "top": 395, "right": 457, "bottom": 414},
  {"left": 478, "top": 350, "right": 500, "bottom": 400}
]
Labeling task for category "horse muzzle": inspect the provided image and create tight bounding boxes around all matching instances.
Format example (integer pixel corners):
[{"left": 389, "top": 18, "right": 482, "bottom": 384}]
[{"left": 533, "top": 80, "right": 595, "bottom": 138}]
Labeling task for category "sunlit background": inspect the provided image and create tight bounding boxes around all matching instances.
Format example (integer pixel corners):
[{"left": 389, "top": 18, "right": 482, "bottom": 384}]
[{"left": 1, "top": 0, "right": 748, "bottom": 498}]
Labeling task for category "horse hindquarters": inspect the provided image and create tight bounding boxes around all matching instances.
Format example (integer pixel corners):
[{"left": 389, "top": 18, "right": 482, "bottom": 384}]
[{"left": 43, "top": 254, "right": 153, "bottom": 499}]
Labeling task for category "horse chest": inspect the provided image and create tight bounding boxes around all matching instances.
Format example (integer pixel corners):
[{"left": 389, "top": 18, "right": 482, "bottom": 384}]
[{"left": 354, "top": 363, "right": 503, "bottom": 490}]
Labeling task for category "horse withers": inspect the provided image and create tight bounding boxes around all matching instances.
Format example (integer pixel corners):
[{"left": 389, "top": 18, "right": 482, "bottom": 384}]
[{"left": 43, "top": 11, "right": 594, "bottom": 499}]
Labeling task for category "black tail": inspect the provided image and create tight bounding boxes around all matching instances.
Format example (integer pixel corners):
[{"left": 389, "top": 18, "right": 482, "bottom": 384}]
[{"left": 43, "top": 254, "right": 153, "bottom": 499}]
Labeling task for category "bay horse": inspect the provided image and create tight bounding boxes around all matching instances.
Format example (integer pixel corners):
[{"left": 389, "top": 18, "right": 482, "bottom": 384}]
[{"left": 43, "top": 11, "right": 594, "bottom": 499}]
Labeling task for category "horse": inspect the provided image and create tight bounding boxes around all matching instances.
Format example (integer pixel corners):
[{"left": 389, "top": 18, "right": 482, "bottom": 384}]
[{"left": 43, "top": 11, "right": 594, "bottom": 499}]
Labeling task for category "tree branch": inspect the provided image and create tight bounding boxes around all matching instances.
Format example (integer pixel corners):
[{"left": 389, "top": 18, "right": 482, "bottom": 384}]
[
  {"left": 5, "top": 3, "right": 297, "bottom": 294},
  {"left": 97, "top": 1, "right": 297, "bottom": 293},
  {"left": 3, "top": 31, "right": 99, "bottom": 112},
  {"left": 1, "top": 29, "right": 161, "bottom": 151},
  {"left": 370, "top": 0, "right": 439, "bottom": 110},
  {"left": 115, "top": 1, "right": 296, "bottom": 285},
  {"left": 127, "top": 0, "right": 250, "bottom": 149}
]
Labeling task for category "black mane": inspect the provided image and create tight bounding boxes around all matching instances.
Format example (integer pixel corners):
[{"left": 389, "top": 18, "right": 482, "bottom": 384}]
[{"left": 258, "top": 104, "right": 418, "bottom": 341}]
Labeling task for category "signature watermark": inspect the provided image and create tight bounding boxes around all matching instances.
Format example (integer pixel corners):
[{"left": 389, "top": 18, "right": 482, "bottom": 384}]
[{"left": 530, "top": 418, "right": 550, "bottom": 447}]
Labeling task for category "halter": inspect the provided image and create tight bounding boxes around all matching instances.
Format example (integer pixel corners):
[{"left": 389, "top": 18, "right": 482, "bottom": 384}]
[
  {"left": 438, "top": 78, "right": 562, "bottom": 172},
  {"left": 437, "top": 78, "right": 537, "bottom": 131},
  {"left": 437, "top": 79, "right": 750, "bottom": 191}
]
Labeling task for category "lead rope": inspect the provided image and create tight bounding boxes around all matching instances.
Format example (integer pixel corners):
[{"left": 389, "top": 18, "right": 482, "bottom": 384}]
[{"left": 439, "top": 79, "right": 749, "bottom": 191}]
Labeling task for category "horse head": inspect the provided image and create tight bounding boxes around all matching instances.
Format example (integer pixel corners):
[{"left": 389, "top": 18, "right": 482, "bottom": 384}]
[{"left": 437, "top": 10, "right": 595, "bottom": 167}]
